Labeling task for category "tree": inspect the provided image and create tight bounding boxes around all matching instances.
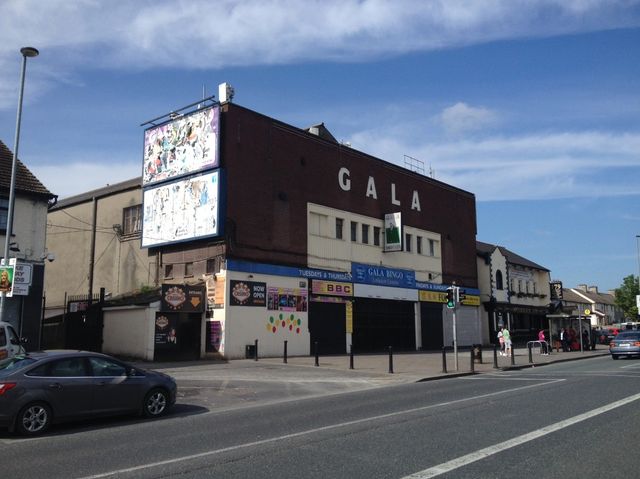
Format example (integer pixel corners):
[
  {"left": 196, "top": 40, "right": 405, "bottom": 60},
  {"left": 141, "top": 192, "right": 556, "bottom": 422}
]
[{"left": 614, "top": 275, "right": 639, "bottom": 319}]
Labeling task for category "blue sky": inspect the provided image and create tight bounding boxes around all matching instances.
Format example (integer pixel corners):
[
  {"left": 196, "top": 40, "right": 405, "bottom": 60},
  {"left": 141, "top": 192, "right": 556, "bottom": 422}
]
[{"left": 0, "top": 0, "right": 639, "bottom": 292}]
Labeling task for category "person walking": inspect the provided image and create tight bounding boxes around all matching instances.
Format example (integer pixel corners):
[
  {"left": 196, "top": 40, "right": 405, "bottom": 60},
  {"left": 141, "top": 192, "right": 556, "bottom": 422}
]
[
  {"left": 560, "top": 328, "right": 569, "bottom": 352},
  {"left": 503, "top": 326, "right": 512, "bottom": 357},
  {"left": 538, "top": 329, "right": 548, "bottom": 355},
  {"left": 497, "top": 327, "right": 505, "bottom": 356}
]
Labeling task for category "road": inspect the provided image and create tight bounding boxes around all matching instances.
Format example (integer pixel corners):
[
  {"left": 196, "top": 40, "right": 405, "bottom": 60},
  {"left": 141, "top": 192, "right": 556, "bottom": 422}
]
[{"left": 1, "top": 355, "right": 638, "bottom": 478}]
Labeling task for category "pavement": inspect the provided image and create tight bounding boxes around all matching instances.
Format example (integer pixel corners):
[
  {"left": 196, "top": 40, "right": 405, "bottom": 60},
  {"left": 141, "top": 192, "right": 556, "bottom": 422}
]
[{"left": 133, "top": 345, "right": 610, "bottom": 413}]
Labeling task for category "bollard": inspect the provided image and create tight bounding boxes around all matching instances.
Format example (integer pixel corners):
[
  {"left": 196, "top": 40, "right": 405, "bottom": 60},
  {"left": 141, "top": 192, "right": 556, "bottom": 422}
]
[
  {"left": 493, "top": 343, "right": 499, "bottom": 369},
  {"left": 349, "top": 344, "right": 354, "bottom": 370},
  {"left": 528, "top": 343, "right": 533, "bottom": 364},
  {"left": 510, "top": 343, "right": 515, "bottom": 366},
  {"left": 470, "top": 347, "right": 475, "bottom": 373},
  {"left": 255, "top": 339, "right": 259, "bottom": 361},
  {"left": 441, "top": 346, "right": 448, "bottom": 373},
  {"left": 283, "top": 340, "right": 288, "bottom": 364},
  {"left": 314, "top": 341, "right": 319, "bottom": 367},
  {"left": 388, "top": 346, "right": 394, "bottom": 374}
]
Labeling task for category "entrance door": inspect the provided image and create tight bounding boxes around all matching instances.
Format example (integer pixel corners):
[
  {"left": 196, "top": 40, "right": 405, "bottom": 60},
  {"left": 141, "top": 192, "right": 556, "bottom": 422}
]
[
  {"left": 309, "top": 302, "right": 346, "bottom": 355},
  {"left": 421, "top": 303, "right": 444, "bottom": 350},
  {"left": 352, "top": 298, "right": 415, "bottom": 352}
]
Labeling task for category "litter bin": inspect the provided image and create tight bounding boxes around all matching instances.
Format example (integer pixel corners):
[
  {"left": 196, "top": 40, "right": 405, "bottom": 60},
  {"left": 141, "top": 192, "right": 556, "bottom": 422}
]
[
  {"left": 245, "top": 344, "right": 256, "bottom": 359},
  {"left": 472, "top": 344, "right": 482, "bottom": 364}
]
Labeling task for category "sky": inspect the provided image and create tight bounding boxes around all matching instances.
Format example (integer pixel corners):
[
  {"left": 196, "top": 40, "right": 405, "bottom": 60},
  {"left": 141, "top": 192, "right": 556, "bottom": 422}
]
[{"left": 0, "top": 0, "right": 639, "bottom": 292}]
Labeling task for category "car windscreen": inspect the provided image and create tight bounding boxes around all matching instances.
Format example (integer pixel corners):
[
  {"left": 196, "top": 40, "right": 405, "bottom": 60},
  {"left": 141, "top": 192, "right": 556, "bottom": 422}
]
[{"left": 0, "top": 356, "right": 37, "bottom": 376}]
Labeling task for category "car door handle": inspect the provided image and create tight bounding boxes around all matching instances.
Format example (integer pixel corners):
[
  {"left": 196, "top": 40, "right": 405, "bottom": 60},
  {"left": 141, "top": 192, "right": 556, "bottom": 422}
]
[{"left": 48, "top": 383, "right": 62, "bottom": 389}]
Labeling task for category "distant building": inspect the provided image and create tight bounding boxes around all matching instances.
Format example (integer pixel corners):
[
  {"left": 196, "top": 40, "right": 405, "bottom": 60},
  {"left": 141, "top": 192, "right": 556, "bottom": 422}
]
[
  {"left": 0, "top": 139, "right": 56, "bottom": 348},
  {"left": 476, "top": 241, "right": 551, "bottom": 343},
  {"left": 562, "top": 285, "right": 623, "bottom": 327}
]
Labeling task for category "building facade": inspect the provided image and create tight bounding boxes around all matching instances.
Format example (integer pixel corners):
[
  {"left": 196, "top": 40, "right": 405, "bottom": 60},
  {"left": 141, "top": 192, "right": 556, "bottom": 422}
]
[
  {"left": 477, "top": 241, "right": 551, "bottom": 344},
  {"left": 0, "top": 140, "right": 56, "bottom": 348},
  {"left": 46, "top": 99, "right": 482, "bottom": 360}
]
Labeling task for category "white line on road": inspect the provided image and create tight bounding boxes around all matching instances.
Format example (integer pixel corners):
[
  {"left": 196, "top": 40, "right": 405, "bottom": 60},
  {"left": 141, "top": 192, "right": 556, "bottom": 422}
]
[
  {"left": 401, "top": 391, "right": 640, "bottom": 479},
  {"left": 75, "top": 379, "right": 562, "bottom": 479}
]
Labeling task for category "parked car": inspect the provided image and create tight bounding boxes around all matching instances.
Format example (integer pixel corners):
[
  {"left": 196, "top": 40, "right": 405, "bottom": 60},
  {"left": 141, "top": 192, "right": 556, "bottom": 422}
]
[
  {"left": 0, "top": 350, "right": 177, "bottom": 436},
  {"left": 609, "top": 331, "right": 640, "bottom": 360},
  {"left": 0, "top": 321, "right": 25, "bottom": 362}
]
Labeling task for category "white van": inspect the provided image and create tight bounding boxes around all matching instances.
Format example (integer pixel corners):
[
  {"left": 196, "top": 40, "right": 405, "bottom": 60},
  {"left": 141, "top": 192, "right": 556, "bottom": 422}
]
[{"left": 0, "top": 321, "right": 25, "bottom": 361}]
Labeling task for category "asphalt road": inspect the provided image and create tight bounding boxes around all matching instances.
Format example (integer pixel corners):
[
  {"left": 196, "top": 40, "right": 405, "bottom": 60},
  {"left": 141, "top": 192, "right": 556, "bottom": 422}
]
[{"left": 2, "top": 355, "right": 639, "bottom": 479}]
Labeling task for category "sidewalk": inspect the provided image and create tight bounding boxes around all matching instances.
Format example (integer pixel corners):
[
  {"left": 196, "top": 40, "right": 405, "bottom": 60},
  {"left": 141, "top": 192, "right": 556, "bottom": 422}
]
[{"left": 256, "top": 345, "right": 609, "bottom": 382}]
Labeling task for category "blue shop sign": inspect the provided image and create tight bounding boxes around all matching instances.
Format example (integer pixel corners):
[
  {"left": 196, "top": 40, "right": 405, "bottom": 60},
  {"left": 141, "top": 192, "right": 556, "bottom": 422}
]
[
  {"left": 227, "top": 259, "right": 352, "bottom": 282},
  {"left": 351, "top": 263, "right": 415, "bottom": 288}
]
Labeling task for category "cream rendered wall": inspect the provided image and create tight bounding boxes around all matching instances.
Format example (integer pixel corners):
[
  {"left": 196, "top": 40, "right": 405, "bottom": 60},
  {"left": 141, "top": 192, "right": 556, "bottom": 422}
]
[
  {"left": 102, "top": 305, "right": 156, "bottom": 361},
  {"left": 224, "top": 270, "right": 309, "bottom": 359},
  {"left": 490, "top": 249, "right": 509, "bottom": 303},
  {"left": 307, "top": 203, "right": 442, "bottom": 283},
  {"left": 8, "top": 196, "right": 49, "bottom": 262},
  {"left": 45, "top": 189, "right": 154, "bottom": 315}
]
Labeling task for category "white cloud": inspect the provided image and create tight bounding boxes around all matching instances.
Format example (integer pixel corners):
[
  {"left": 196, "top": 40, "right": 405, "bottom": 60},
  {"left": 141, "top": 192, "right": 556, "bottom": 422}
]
[
  {"left": 439, "top": 102, "right": 498, "bottom": 135},
  {"left": 1, "top": 0, "right": 639, "bottom": 108},
  {"left": 348, "top": 128, "right": 640, "bottom": 201}
]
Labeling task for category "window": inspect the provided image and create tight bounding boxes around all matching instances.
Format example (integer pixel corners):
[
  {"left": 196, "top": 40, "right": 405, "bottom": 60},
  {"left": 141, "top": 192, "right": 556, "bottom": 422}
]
[
  {"left": 49, "top": 358, "right": 89, "bottom": 377},
  {"left": 362, "top": 224, "right": 369, "bottom": 244},
  {"left": 417, "top": 236, "right": 423, "bottom": 255},
  {"left": 350, "top": 221, "right": 358, "bottom": 242},
  {"left": 405, "top": 233, "right": 412, "bottom": 252},
  {"left": 89, "top": 357, "right": 127, "bottom": 377},
  {"left": 164, "top": 264, "right": 173, "bottom": 278},
  {"left": 496, "top": 270, "right": 504, "bottom": 290},
  {"left": 335, "top": 218, "right": 344, "bottom": 240},
  {"left": 206, "top": 258, "right": 217, "bottom": 274},
  {"left": 309, "top": 212, "right": 327, "bottom": 236},
  {"left": 123, "top": 205, "right": 142, "bottom": 235},
  {"left": 373, "top": 226, "right": 381, "bottom": 246},
  {"left": 518, "top": 280, "right": 522, "bottom": 292},
  {"left": 185, "top": 262, "right": 194, "bottom": 277},
  {"left": 428, "top": 239, "right": 435, "bottom": 257},
  {"left": 0, "top": 197, "right": 8, "bottom": 231}
]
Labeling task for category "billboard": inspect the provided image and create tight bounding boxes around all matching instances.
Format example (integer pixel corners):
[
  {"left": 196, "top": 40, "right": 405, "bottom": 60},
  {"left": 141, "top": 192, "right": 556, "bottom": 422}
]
[
  {"left": 143, "top": 105, "right": 219, "bottom": 186},
  {"left": 384, "top": 212, "right": 402, "bottom": 252},
  {"left": 142, "top": 169, "right": 221, "bottom": 248}
]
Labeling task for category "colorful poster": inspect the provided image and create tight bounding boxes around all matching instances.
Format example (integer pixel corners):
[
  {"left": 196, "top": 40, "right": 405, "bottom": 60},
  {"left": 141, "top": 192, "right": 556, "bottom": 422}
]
[
  {"left": 0, "top": 265, "right": 14, "bottom": 296},
  {"left": 142, "top": 169, "right": 220, "bottom": 248},
  {"left": 267, "top": 287, "right": 308, "bottom": 312},
  {"left": 143, "top": 106, "right": 219, "bottom": 186},
  {"left": 206, "top": 321, "right": 222, "bottom": 352}
]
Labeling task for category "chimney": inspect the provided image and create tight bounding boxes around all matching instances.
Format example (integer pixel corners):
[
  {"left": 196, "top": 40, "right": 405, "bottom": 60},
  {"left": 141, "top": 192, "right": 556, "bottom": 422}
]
[
  {"left": 577, "top": 284, "right": 588, "bottom": 292},
  {"left": 588, "top": 285, "right": 598, "bottom": 294}
]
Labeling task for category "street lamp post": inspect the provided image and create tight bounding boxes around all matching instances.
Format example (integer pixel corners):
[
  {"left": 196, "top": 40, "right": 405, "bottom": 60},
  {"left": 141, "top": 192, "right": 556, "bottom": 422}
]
[
  {"left": 636, "top": 235, "right": 640, "bottom": 319},
  {"left": 0, "top": 47, "right": 39, "bottom": 324}
]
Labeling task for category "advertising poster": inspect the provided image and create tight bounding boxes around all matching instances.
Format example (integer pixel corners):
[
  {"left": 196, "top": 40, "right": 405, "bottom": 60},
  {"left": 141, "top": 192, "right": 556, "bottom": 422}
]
[
  {"left": 267, "top": 287, "right": 308, "bottom": 312},
  {"left": 206, "top": 320, "right": 222, "bottom": 352},
  {"left": 155, "top": 313, "right": 178, "bottom": 347},
  {"left": 142, "top": 169, "right": 220, "bottom": 248},
  {"left": 384, "top": 212, "right": 402, "bottom": 252},
  {"left": 229, "top": 280, "right": 267, "bottom": 307},
  {"left": 0, "top": 265, "right": 14, "bottom": 297},
  {"left": 143, "top": 106, "right": 219, "bottom": 186},
  {"left": 161, "top": 284, "right": 206, "bottom": 312}
]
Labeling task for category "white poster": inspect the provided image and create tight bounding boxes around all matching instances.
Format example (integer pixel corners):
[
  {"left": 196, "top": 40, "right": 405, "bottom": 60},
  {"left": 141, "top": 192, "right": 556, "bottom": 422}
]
[{"left": 384, "top": 212, "right": 402, "bottom": 252}]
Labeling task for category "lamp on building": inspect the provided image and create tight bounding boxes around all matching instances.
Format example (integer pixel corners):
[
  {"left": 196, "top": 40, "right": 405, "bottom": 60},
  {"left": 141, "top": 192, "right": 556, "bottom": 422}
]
[{"left": 0, "top": 46, "right": 39, "bottom": 323}]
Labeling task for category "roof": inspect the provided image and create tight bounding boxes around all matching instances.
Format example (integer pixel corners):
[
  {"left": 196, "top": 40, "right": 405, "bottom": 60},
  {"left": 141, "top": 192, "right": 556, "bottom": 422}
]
[
  {"left": 0, "top": 139, "right": 55, "bottom": 199},
  {"left": 51, "top": 177, "right": 142, "bottom": 210},
  {"left": 569, "top": 287, "right": 616, "bottom": 306},
  {"left": 476, "top": 240, "right": 549, "bottom": 271}
]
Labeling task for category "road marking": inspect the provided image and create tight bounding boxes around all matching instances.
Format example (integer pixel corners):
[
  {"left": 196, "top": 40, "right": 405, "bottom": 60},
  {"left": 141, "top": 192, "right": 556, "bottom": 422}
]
[
  {"left": 75, "top": 380, "right": 561, "bottom": 479},
  {"left": 401, "top": 391, "right": 640, "bottom": 479},
  {"left": 620, "top": 362, "right": 640, "bottom": 369}
]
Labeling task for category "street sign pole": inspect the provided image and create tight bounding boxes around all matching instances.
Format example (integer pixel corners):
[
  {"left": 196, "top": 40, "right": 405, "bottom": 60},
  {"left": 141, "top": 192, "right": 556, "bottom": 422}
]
[{"left": 453, "top": 286, "right": 459, "bottom": 371}]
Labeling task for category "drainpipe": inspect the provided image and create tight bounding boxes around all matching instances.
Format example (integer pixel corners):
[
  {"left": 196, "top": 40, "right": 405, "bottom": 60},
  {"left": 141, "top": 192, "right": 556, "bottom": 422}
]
[{"left": 88, "top": 196, "right": 97, "bottom": 304}]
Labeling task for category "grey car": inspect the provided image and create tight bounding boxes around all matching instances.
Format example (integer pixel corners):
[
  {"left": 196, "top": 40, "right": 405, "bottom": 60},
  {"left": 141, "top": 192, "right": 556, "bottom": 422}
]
[
  {"left": 609, "top": 331, "right": 640, "bottom": 360},
  {"left": 0, "top": 350, "right": 177, "bottom": 436}
]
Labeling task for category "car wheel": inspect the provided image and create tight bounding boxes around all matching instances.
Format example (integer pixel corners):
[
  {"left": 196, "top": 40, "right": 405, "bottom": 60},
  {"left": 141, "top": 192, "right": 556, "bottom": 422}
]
[
  {"left": 612, "top": 355, "right": 619, "bottom": 360},
  {"left": 143, "top": 388, "right": 169, "bottom": 418},
  {"left": 16, "top": 402, "right": 51, "bottom": 436}
]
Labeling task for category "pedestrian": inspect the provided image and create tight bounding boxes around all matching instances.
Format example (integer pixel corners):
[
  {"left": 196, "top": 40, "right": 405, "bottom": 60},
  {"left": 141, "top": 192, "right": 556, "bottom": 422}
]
[
  {"left": 503, "top": 327, "right": 512, "bottom": 357},
  {"left": 560, "top": 328, "right": 569, "bottom": 352},
  {"left": 497, "top": 327, "right": 505, "bottom": 356},
  {"left": 538, "top": 329, "right": 548, "bottom": 355}
]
